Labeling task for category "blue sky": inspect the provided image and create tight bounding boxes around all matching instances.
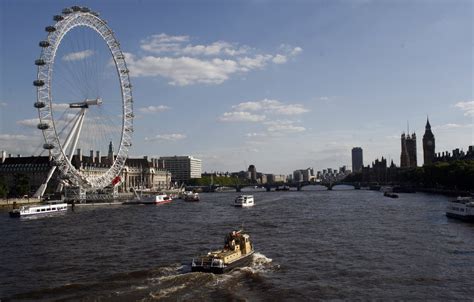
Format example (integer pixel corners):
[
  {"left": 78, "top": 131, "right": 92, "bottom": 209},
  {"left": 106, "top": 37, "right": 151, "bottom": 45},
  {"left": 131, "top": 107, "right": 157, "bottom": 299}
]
[{"left": 0, "top": 0, "right": 472, "bottom": 174}]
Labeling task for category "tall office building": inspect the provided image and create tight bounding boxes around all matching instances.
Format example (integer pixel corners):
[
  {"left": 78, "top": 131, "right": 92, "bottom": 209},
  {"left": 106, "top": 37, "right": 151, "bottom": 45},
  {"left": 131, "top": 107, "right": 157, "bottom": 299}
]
[
  {"left": 422, "top": 118, "right": 435, "bottom": 165},
  {"left": 351, "top": 147, "right": 363, "bottom": 172},
  {"left": 158, "top": 156, "right": 202, "bottom": 183},
  {"left": 400, "top": 133, "right": 417, "bottom": 168}
]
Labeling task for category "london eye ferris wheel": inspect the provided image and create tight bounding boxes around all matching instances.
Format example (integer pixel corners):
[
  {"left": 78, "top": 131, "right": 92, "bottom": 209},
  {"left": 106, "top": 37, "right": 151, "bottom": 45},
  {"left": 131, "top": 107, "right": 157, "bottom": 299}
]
[{"left": 33, "top": 6, "right": 133, "bottom": 197}]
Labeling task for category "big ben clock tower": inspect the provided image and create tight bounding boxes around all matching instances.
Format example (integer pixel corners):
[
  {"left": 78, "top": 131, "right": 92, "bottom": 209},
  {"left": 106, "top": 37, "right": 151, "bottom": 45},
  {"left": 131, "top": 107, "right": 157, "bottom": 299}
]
[{"left": 423, "top": 117, "right": 435, "bottom": 165}]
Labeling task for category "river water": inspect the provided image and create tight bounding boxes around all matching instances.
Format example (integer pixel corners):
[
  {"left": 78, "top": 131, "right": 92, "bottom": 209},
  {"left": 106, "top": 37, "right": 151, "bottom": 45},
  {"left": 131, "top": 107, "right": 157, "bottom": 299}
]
[{"left": 1, "top": 188, "right": 473, "bottom": 301}]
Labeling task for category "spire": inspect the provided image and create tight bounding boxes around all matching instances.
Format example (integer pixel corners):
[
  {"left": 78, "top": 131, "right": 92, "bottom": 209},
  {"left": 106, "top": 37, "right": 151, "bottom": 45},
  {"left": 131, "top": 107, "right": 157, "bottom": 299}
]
[
  {"left": 426, "top": 116, "right": 431, "bottom": 129},
  {"left": 108, "top": 141, "right": 114, "bottom": 161}
]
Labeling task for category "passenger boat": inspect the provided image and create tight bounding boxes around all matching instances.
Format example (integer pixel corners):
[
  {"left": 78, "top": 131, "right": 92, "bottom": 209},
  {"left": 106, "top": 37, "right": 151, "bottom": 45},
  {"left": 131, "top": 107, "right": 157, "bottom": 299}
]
[
  {"left": 234, "top": 195, "right": 254, "bottom": 207},
  {"left": 9, "top": 201, "right": 68, "bottom": 218},
  {"left": 191, "top": 230, "right": 255, "bottom": 274},
  {"left": 123, "top": 193, "right": 172, "bottom": 205},
  {"left": 446, "top": 197, "right": 474, "bottom": 221},
  {"left": 184, "top": 192, "right": 200, "bottom": 202}
]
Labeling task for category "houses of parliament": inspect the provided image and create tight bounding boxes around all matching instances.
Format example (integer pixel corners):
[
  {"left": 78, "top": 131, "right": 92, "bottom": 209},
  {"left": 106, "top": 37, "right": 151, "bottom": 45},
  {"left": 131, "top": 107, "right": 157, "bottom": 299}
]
[
  {"left": 400, "top": 118, "right": 436, "bottom": 168},
  {"left": 361, "top": 118, "right": 473, "bottom": 183}
]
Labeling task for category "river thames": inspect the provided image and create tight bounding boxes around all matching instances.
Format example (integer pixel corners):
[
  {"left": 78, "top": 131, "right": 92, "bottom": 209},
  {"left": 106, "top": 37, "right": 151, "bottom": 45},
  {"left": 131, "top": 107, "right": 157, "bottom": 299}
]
[{"left": 1, "top": 188, "right": 473, "bottom": 301}]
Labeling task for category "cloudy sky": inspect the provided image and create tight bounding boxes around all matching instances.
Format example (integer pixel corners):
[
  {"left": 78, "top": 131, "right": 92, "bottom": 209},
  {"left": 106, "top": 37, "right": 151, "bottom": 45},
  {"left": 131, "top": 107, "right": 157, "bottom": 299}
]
[{"left": 0, "top": 0, "right": 472, "bottom": 174}]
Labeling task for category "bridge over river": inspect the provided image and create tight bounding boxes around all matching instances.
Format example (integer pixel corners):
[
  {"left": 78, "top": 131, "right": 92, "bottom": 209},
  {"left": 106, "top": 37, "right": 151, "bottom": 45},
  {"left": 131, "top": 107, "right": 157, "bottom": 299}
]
[{"left": 187, "top": 181, "right": 361, "bottom": 192}]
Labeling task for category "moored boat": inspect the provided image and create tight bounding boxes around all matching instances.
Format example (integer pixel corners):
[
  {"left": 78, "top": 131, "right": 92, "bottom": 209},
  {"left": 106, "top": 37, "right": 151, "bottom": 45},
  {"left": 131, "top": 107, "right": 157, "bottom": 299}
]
[
  {"left": 123, "top": 193, "right": 172, "bottom": 205},
  {"left": 184, "top": 192, "right": 200, "bottom": 202},
  {"left": 191, "top": 230, "right": 254, "bottom": 274},
  {"left": 9, "top": 201, "right": 68, "bottom": 218},
  {"left": 234, "top": 195, "right": 254, "bottom": 207},
  {"left": 446, "top": 197, "right": 474, "bottom": 222}
]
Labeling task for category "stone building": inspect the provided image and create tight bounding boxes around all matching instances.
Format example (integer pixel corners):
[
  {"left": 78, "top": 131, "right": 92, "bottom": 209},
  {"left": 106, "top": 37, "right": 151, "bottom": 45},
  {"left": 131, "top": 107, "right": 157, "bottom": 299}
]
[
  {"left": 0, "top": 145, "right": 172, "bottom": 196},
  {"left": 422, "top": 118, "right": 435, "bottom": 165},
  {"left": 401, "top": 132, "right": 417, "bottom": 168}
]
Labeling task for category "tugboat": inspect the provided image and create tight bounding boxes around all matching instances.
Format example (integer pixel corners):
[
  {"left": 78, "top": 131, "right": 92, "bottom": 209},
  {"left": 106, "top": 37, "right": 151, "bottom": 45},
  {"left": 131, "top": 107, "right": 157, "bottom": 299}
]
[
  {"left": 234, "top": 195, "right": 254, "bottom": 207},
  {"left": 191, "top": 230, "right": 255, "bottom": 274},
  {"left": 446, "top": 197, "right": 474, "bottom": 222}
]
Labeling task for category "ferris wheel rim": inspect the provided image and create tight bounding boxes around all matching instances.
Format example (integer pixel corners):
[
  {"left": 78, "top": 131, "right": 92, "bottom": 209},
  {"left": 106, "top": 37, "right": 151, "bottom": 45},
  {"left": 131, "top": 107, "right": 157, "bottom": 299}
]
[{"left": 34, "top": 7, "right": 133, "bottom": 190}]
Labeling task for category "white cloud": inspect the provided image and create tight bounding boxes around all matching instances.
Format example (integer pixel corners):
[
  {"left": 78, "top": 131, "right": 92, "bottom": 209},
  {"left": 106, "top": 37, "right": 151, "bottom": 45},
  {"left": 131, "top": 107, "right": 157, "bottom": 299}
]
[
  {"left": 238, "top": 54, "right": 272, "bottom": 71},
  {"left": 126, "top": 34, "right": 302, "bottom": 86},
  {"left": 272, "top": 54, "right": 287, "bottom": 64},
  {"left": 140, "top": 34, "right": 248, "bottom": 57},
  {"left": 125, "top": 53, "right": 240, "bottom": 86},
  {"left": 0, "top": 134, "right": 31, "bottom": 140},
  {"left": 145, "top": 133, "right": 186, "bottom": 141},
  {"left": 52, "top": 103, "right": 70, "bottom": 111},
  {"left": 181, "top": 41, "right": 249, "bottom": 57},
  {"left": 17, "top": 118, "right": 39, "bottom": 128},
  {"left": 232, "top": 99, "right": 309, "bottom": 115},
  {"left": 246, "top": 132, "right": 267, "bottom": 137},
  {"left": 218, "top": 111, "right": 266, "bottom": 122},
  {"left": 279, "top": 44, "right": 303, "bottom": 57},
  {"left": 0, "top": 102, "right": 7, "bottom": 107},
  {"left": 290, "top": 46, "right": 303, "bottom": 56},
  {"left": 455, "top": 101, "right": 474, "bottom": 117},
  {"left": 62, "top": 50, "right": 94, "bottom": 61},
  {"left": 138, "top": 105, "right": 170, "bottom": 113},
  {"left": 0, "top": 133, "right": 41, "bottom": 155},
  {"left": 265, "top": 120, "right": 306, "bottom": 133}
]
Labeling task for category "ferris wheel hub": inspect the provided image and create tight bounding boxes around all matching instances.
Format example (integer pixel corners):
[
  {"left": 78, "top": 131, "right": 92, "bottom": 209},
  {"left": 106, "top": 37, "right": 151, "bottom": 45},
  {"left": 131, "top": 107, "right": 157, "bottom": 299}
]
[{"left": 69, "top": 98, "right": 103, "bottom": 108}]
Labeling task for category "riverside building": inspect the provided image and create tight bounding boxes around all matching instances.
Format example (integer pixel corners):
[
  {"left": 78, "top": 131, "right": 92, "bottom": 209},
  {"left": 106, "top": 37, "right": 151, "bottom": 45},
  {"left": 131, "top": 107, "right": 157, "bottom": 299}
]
[
  {"left": 351, "top": 147, "right": 363, "bottom": 172},
  {"left": 158, "top": 156, "right": 202, "bottom": 184}
]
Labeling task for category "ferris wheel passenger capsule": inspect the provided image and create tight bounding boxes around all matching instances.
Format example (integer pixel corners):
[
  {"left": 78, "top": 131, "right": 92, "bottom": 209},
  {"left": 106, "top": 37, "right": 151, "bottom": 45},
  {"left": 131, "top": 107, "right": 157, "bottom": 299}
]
[
  {"left": 71, "top": 6, "right": 81, "bottom": 12},
  {"left": 62, "top": 8, "right": 73, "bottom": 14},
  {"left": 37, "top": 123, "right": 50, "bottom": 130},
  {"left": 35, "top": 59, "right": 46, "bottom": 66},
  {"left": 81, "top": 7, "right": 90, "bottom": 13},
  {"left": 33, "top": 80, "right": 45, "bottom": 86},
  {"left": 34, "top": 101, "right": 46, "bottom": 108},
  {"left": 43, "top": 143, "right": 55, "bottom": 150},
  {"left": 53, "top": 15, "right": 64, "bottom": 22},
  {"left": 45, "top": 26, "right": 56, "bottom": 32},
  {"left": 39, "top": 41, "right": 50, "bottom": 48}
]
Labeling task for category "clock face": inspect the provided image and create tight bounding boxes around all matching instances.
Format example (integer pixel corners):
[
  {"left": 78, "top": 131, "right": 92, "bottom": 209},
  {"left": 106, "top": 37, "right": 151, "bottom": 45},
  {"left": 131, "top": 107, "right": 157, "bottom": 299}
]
[{"left": 427, "top": 140, "right": 433, "bottom": 146}]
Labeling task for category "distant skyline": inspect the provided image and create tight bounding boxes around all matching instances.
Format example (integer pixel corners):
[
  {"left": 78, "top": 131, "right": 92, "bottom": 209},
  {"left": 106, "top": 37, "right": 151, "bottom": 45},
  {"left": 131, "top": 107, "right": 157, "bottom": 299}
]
[{"left": 0, "top": 0, "right": 472, "bottom": 174}]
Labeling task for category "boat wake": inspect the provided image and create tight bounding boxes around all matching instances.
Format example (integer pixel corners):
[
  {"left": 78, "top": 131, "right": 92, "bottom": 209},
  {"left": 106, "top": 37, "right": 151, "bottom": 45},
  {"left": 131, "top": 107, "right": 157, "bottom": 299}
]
[{"left": 4, "top": 253, "right": 278, "bottom": 301}]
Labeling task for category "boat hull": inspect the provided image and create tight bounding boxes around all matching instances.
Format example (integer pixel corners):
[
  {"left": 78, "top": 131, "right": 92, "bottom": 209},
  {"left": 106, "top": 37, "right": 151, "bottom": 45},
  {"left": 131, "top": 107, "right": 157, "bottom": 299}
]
[
  {"left": 191, "top": 251, "right": 254, "bottom": 274},
  {"left": 446, "top": 212, "right": 474, "bottom": 222},
  {"left": 9, "top": 203, "right": 68, "bottom": 218}
]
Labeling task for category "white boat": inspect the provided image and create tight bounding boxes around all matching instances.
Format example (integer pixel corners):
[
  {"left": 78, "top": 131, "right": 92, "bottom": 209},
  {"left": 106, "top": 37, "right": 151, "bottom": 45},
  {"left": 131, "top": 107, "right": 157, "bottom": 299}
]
[
  {"left": 446, "top": 197, "right": 474, "bottom": 221},
  {"left": 9, "top": 201, "right": 68, "bottom": 218},
  {"left": 234, "top": 195, "right": 255, "bottom": 207},
  {"left": 154, "top": 194, "right": 172, "bottom": 205},
  {"left": 179, "top": 191, "right": 193, "bottom": 199},
  {"left": 184, "top": 192, "right": 200, "bottom": 202},
  {"left": 124, "top": 193, "right": 172, "bottom": 205}
]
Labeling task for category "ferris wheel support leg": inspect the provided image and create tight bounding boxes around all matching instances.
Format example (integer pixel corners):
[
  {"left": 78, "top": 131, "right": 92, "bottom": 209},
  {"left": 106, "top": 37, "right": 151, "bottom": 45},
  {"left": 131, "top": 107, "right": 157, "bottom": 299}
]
[
  {"left": 68, "top": 110, "right": 86, "bottom": 161},
  {"left": 33, "top": 165, "right": 58, "bottom": 199},
  {"left": 56, "top": 109, "right": 87, "bottom": 193},
  {"left": 60, "top": 109, "right": 86, "bottom": 159}
]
